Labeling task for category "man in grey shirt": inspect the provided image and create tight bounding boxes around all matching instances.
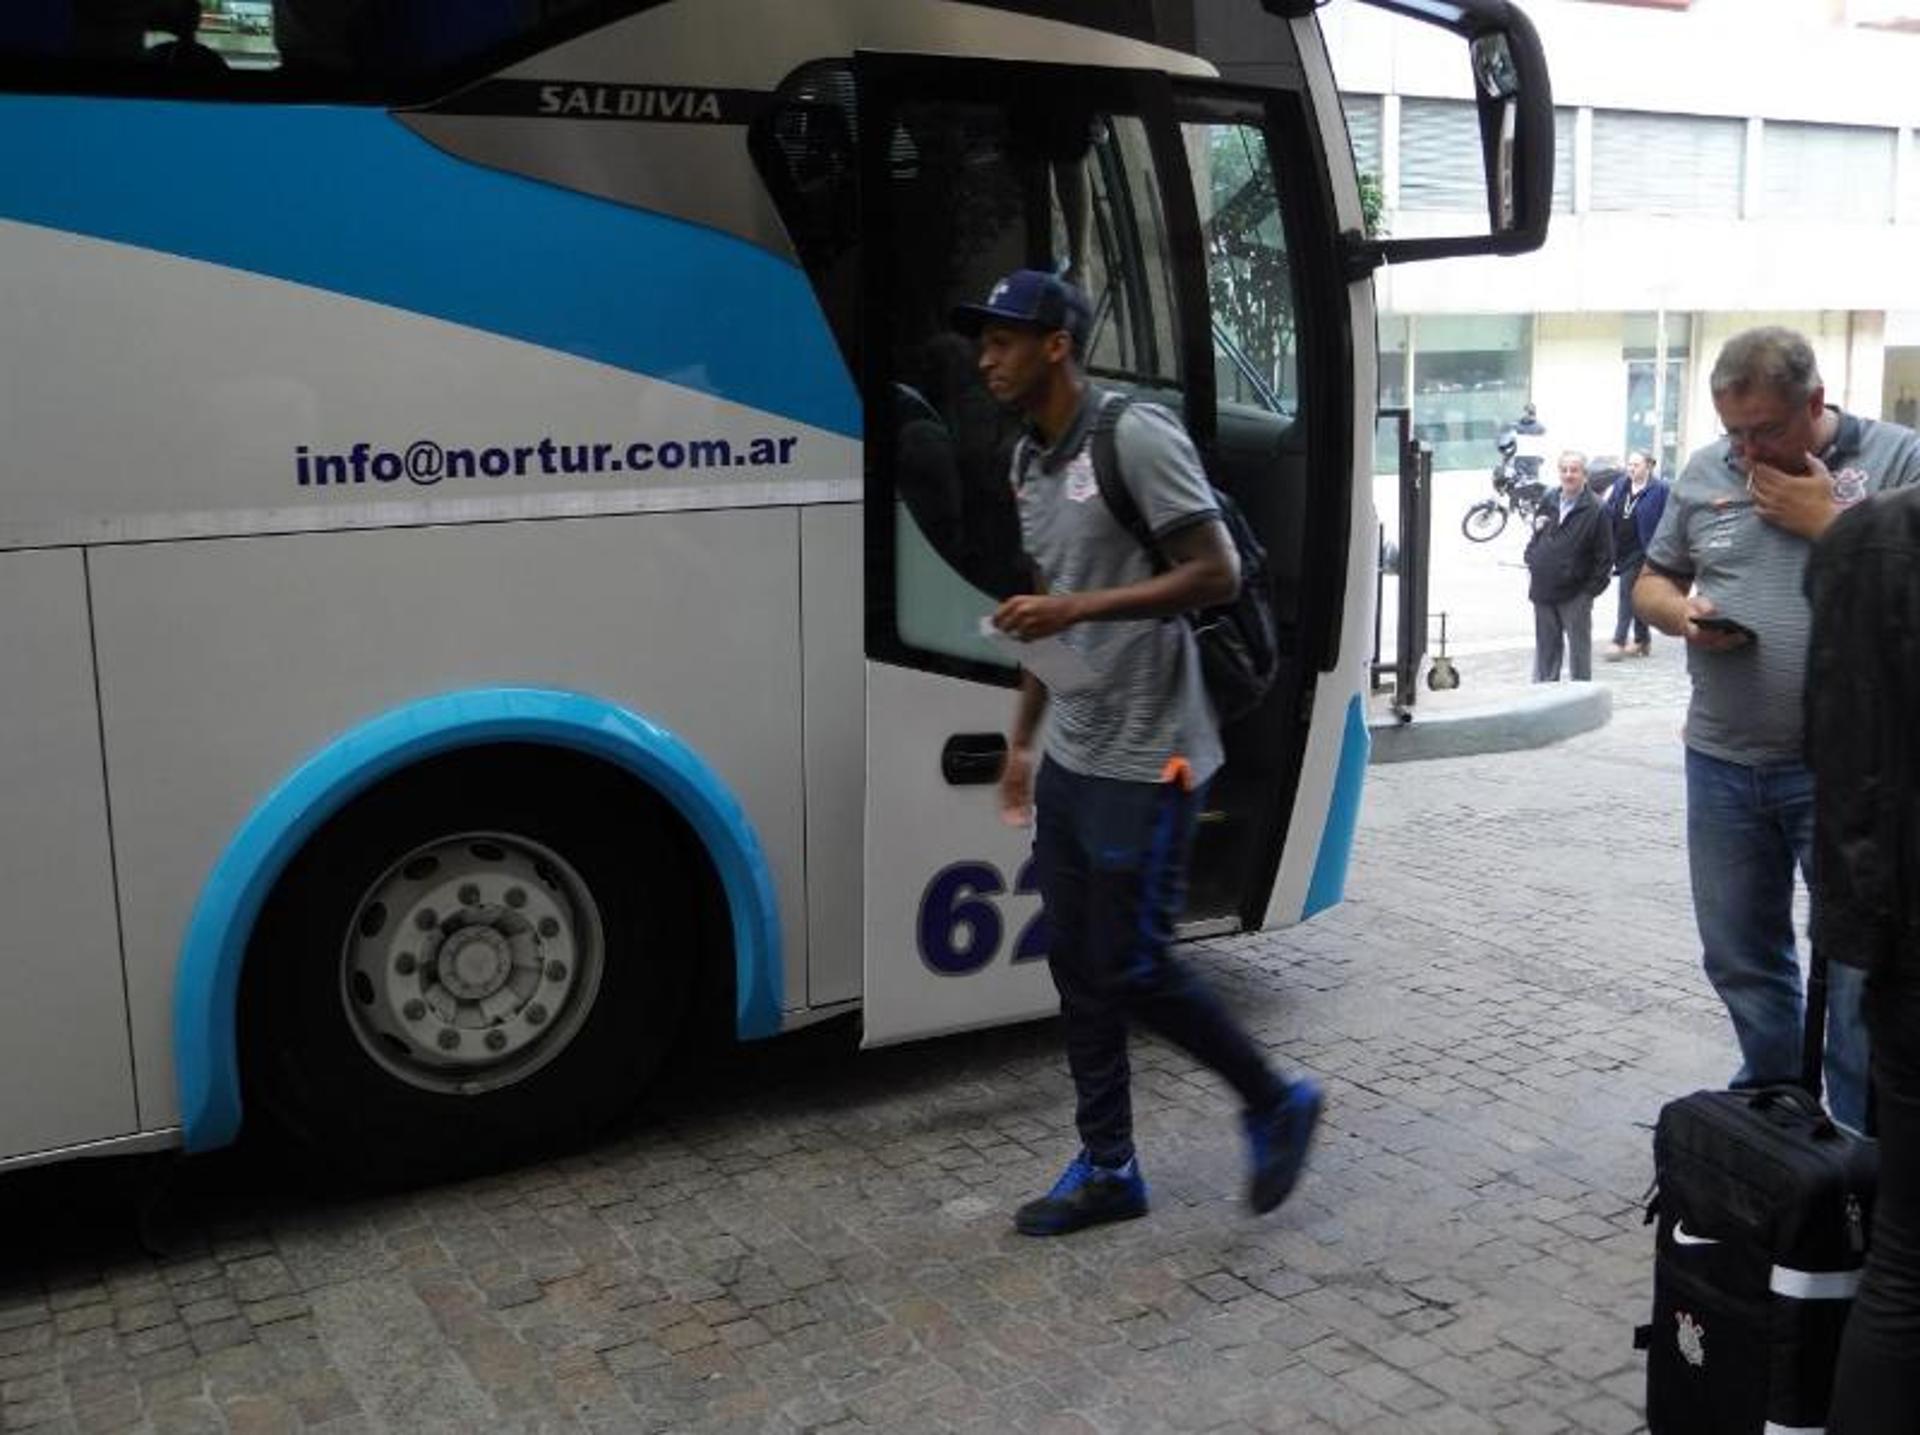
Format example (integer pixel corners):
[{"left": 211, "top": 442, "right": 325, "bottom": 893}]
[
  {"left": 952, "top": 269, "right": 1322, "bottom": 1236},
  {"left": 1636, "top": 326, "right": 1920, "bottom": 1130}
]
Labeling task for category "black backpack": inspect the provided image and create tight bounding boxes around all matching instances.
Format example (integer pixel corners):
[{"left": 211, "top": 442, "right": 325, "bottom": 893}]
[{"left": 1090, "top": 396, "right": 1280, "bottom": 725}]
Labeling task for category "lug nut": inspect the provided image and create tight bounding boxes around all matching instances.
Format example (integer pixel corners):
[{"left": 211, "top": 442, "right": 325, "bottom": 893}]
[
  {"left": 525, "top": 1004, "right": 548, "bottom": 1026},
  {"left": 459, "top": 884, "right": 481, "bottom": 906},
  {"left": 538, "top": 917, "right": 560, "bottom": 938},
  {"left": 505, "top": 887, "right": 528, "bottom": 908},
  {"left": 415, "top": 909, "right": 438, "bottom": 932},
  {"left": 402, "top": 999, "right": 427, "bottom": 1021},
  {"left": 437, "top": 1028, "right": 461, "bottom": 1050},
  {"left": 395, "top": 953, "right": 417, "bottom": 977},
  {"left": 485, "top": 1030, "right": 508, "bottom": 1051},
  {"left": 545, "top": 961, "right": 568, "bottom": 982}
]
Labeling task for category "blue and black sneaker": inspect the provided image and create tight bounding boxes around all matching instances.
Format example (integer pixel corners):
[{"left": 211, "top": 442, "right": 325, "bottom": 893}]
[
  {"left": 1014, "top": 1150, "right": 1149, "bottom": 1236},
  {"left": 1245, "top": 1077, "right": 1324, "bottom": 1215}
]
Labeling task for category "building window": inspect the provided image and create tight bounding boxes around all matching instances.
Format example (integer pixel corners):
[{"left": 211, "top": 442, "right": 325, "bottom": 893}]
[
  {"left": 1591, "top": 110, "right": 1745, "bottom": 218},
  {"left": 1375, "top": 314, "right": 1411, "bottom": 475},
  {"left": 1553, "top": 106, "right": 1575, "bottom": 214},
  {"left": 1763, "top": 122, "right": 1896, "bottom": 223},
  {"left": 1397, "top": 99, "right": 1573, "bottom": 217},
  {"left": 1398, "top": 98, "right": 1483, "bottom": 211},
  {"left": 1379, "top": 313, "right": 1410, "bottom": 411},
  {"left": 1342, "top": 93, "right": 1383, "bottom": 181},
  {"left": 1623, "top": 313, "right": 1693, "bottom": 478},
  {"left": 1403, "top": 314, "right": 1533, "bottom": 474}
]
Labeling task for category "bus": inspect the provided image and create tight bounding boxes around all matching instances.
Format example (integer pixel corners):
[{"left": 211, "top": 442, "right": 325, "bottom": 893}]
[{"left": 0, "top": 0, "right": 1552, "bottom": 1183}]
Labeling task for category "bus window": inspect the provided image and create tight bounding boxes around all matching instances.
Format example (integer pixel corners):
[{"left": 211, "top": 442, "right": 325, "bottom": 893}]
[
  {"left": 1081, "top": 115, "right": 1183, "bottom": 396},
  {"left": 881, "top": 97, "right": 1042, "bottom": 668},
  {"left": 0, "top": 0, "right": 603, "bottom": 91},
  {"left": 1187, "top": 120, "right": 1300, "bottom": 419},
  {"left": 751, "top": 63, "right": 861, "bottom": 367},
  {"left": 862, "top": 88, "right": 1192, "bottom": 677}
]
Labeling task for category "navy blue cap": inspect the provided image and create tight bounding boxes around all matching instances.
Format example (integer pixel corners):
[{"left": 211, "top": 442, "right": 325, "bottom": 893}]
[{"left": 951, "top": 269, "right": 1092, "bottom": 349}]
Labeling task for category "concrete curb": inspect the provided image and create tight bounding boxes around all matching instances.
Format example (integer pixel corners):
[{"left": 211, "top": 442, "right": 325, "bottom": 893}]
[{"left": 1368, "top": 682, "right": 1612, "bottom": 764}]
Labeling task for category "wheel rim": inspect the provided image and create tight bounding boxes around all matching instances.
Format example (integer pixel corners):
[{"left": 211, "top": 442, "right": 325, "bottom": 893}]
[
  {"left": 340, "top": 831, "right": 606, "bottom": 1096},
  {"left": 1463, "top": 504, "right": 1505, "bottom": 541}
]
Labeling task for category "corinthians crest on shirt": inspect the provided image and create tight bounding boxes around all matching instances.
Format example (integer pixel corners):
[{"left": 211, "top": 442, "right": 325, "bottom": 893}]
[
  {"left": 1675, "top": 1310, "right": 1706, "bottom": 1368},
  {"left": 1063, "top": 452, "right": 1099, "bottom": 504},
  {"left": 1831, "top": 465, "right": 1870, "bottom": 506}
]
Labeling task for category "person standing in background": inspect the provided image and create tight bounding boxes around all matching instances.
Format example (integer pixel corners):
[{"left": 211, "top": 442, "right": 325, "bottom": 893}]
[
  {"left": 1634, "top": 326, "right": 1920, "bottom": 1132},
  {"left": 1604, "top": 450, "right": 1668, "bottom": 660},
  {"left": 1525, "top": 451, "right": 1614, "bottom": 683},
  {"left": 1509, "top": 402, "right": 1550, "bottom": 486}
]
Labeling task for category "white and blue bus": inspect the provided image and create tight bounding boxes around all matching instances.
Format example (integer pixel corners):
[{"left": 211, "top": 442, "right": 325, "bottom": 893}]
[{"left": 0, "top": 0, "right": 1551, "bottom": 1182}]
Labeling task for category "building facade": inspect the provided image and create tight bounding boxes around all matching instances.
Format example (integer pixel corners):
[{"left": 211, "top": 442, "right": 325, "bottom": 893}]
[{"left": 1322, "top": 0, "right": 1920, "bottom": 472}]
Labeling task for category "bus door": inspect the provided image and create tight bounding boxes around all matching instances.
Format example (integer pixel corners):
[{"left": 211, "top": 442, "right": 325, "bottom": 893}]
[{"left": 850, "top": 54, "right": 1339, "bottom": 1045}]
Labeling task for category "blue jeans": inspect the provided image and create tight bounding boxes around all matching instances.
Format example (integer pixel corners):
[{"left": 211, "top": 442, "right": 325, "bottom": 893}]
[
  {"left": 1685, "top": 748, "right": 1869, "bottom": 1130},
  {"left": 1613, "top": 557, "right": 1650, "bottom": 646},
  {"left": 1032, "top": 758, "right": 1286, "bottom": 1167}
]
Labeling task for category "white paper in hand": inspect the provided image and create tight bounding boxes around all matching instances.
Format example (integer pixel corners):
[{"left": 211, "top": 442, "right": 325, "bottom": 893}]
[{"left": 977, "top": 616, "right": 1101, "bottom": 695}]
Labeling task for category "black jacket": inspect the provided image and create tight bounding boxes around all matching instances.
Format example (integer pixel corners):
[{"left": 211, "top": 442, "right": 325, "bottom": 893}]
[
  {"left": 1523, "top": 489, "right": 1614, "bottom": 605},
  {"left": 1805, "top": 487, "right": 1920, "bottom": 973}
]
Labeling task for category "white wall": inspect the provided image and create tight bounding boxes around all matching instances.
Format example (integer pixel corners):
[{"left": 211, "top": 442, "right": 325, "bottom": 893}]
[
  {"left": 1379, "top": 212, "right": 1920, "bottom": 316},
  {"left": 1324, "top": 0, "right": 1920, "bottom": 123},
  {"left": 1681, "top": 310, "right": 1874, "bottom": 451},
  {"left": 1531, "top": 313, "right": 1629, "bottom": 462},
  {"left": 1323, "top": 0, "right": 1920, "bottom": 317}
]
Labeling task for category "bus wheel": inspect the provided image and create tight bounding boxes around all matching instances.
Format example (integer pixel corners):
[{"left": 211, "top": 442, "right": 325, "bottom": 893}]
[{"left": 240, "top": 747, "right": 697, "bottom": 1186}]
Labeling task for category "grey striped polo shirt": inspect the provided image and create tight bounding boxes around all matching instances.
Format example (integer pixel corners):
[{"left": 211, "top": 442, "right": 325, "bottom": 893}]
[
  {"left": 1012, "top": 387, "right": 1224, "bottom": 786},
  {"left": 1646, "top": 410, "right": 1920, "bottom": 766}
]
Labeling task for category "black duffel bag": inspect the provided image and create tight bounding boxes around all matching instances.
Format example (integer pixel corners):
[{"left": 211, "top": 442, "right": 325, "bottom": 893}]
[{"left": 1637, "top": 947, "right": 1877, "bottom": 1433}]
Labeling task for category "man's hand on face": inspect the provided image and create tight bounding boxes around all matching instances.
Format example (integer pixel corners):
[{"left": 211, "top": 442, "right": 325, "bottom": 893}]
[
  {"left": 992, "top": 593, "right": 1084, "bottom": 640},
  {"left": 1748, "top": 453, "right": 1838, "bottom": 540}
]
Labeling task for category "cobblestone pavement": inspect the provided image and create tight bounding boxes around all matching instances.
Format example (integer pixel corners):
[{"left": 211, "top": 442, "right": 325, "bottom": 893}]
[{"left": 1, "top": 646, "right": 1749, "bottom": 1435}]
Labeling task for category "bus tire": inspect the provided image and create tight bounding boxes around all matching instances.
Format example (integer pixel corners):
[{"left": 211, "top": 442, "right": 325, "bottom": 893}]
[{"left": 238, "top": 745, "right": 697, "bottom": 1186}]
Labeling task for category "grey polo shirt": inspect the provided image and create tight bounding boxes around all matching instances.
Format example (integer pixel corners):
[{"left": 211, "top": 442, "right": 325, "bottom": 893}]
[
  {"left": 1645, "top": 409, "right": 1920, "bottom": 766},
  {"left": 1011, "top": 386, "right": 1224, "bottom": 785}
]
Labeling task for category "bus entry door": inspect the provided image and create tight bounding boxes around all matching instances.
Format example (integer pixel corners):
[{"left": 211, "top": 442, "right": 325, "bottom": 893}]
[{"left": 855, "top": 55, "right": 1190, "bottom": 1046}]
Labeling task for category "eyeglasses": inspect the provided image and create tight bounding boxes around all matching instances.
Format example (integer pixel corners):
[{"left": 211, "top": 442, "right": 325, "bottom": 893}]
[{"left": 1720, "top": 419, "right": 1793, "bottom": 448}]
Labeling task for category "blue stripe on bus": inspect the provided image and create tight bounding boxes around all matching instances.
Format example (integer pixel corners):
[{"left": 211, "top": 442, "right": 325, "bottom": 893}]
[
  {"left": 1302, "top": 693, "right": 1369, "bottom": 920},
  {"left": 174, "top": 688, "right": 783, "bottom": 1155},
  {"left": 0, "top": 97, "right": 860, "bottom": 439}
]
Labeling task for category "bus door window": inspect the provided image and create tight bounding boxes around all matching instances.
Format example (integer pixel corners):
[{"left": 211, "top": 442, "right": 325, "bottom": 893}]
[
  {"left": 880, "top": 97, "right": 1041, "bottom": 669},
  {"left": 866, "top": 92, "right": 1192, "bottom": 678},
  {"left": 1182, "top": 116, "right": 1305, "bottom": 637},
  {"left": 1079, "top": 115, "right": 1184, "bottom": 406},
  {"left": 1188, "top": 122, "right": 1299, "bottom": 418},
  {"left": 751, "top": 63, "right": 862, "bottom": 366},
  {"left": 1170, "top": 109, "right": 1315, "bottom": 918}
]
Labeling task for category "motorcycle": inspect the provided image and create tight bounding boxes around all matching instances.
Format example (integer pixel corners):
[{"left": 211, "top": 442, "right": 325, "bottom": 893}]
[{"left": 1461, "top": 437, "right": 1549, "bottom": 542}]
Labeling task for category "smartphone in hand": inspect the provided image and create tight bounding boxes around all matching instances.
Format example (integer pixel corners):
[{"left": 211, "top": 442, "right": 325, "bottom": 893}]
[{"left": 1691, "top": 614, "right": 1756, "bottom": 642}]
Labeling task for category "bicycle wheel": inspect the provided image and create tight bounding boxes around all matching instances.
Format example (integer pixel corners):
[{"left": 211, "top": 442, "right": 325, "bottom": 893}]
[{"left": 1461, "top": 501, "right": 1507, "bottom": 542}]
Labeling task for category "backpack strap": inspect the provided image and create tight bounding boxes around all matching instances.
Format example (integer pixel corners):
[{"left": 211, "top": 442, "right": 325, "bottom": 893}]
[{"left": 1089, "top": 394, "right": 1166, "bottom": 572}]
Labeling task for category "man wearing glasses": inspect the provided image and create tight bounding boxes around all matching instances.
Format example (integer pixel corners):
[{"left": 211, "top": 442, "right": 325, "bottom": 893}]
[{"left": 1635, "top": 327, "right": 1920, "bottom": 1131}]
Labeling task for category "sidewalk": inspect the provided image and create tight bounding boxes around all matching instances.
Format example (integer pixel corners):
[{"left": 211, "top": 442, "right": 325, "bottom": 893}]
[{"left": 1367, "top": 639, "right": 1689, "bottom": 763}]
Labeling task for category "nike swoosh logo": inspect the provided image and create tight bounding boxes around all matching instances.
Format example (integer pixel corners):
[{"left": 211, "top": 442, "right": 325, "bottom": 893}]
[{"left": 1672, "top": 1222, "right": 1719, "bottom": 1247}]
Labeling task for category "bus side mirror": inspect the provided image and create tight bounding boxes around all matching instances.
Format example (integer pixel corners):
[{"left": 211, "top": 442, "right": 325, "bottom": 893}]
[{"left": 1329, "top": 0, "right": 1554, "bottom": 278}]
